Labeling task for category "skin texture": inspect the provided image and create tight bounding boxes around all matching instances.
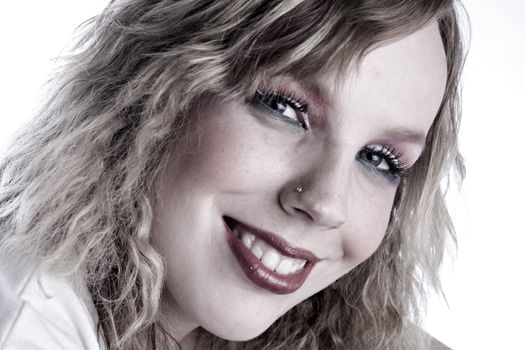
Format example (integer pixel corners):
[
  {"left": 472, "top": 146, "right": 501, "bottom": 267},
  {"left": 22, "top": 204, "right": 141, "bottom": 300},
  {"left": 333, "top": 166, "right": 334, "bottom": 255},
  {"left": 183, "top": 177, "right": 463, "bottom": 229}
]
[{"left": 152, "top": 22, "right": 448, "bottom": 346}]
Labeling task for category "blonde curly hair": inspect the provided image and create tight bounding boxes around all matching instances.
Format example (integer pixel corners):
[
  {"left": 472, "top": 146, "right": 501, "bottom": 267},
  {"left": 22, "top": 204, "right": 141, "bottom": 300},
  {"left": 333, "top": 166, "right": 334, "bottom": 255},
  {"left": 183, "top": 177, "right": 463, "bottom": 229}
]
[{"left": 0, "top": 0, "right": 466, "bottom": 349}]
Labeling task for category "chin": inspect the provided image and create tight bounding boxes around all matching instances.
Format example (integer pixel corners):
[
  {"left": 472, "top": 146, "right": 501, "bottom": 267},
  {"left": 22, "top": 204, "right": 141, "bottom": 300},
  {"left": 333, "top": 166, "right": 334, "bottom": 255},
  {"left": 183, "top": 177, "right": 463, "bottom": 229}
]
[
  {"left": 198, "top": 303, "right": 282, "bottom": 342},
  {"left": 206, "top": 327, "right": 269, "bottom": 342}
]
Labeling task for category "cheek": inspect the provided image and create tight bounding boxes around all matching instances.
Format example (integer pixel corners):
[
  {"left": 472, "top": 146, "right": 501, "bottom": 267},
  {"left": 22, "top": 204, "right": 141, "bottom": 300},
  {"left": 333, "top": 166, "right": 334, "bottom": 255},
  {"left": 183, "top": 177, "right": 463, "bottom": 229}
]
[
  {"left": 341, "top": 184, "right": 396, "bottom": 264},
  {"left": 170, "top": 106, "right": 291, "bottom": 193}
]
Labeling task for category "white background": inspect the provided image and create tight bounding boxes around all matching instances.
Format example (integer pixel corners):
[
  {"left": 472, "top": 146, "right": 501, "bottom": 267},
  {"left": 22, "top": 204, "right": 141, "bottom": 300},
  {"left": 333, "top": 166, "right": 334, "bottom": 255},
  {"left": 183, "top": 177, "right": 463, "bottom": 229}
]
[{"left": 1, "top": 2, "right": 524, "bottom": 349}]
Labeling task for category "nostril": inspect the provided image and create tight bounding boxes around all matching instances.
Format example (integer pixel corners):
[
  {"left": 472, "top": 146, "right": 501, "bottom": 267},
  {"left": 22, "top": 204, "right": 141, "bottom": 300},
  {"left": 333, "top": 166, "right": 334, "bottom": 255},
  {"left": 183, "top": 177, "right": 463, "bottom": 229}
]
[
  {"left": 292, "top": 207, "right": 314, "bottom": 222},
  {"left": 293, "top": 203, "right": 347, "bottom": 229}
]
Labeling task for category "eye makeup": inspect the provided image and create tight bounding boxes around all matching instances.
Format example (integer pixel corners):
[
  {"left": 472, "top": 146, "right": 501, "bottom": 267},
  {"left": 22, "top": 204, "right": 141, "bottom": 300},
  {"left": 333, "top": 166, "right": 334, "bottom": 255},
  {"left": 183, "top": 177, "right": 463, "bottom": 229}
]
[
  {"left": 247, "top": 77, "right": 416, "bottom": 184},
  {"left": 358, "top": 144, "right": 410, "bottom": 181},
  {"left": 247, "top": 88, "right": 310, "bottom": 131}
]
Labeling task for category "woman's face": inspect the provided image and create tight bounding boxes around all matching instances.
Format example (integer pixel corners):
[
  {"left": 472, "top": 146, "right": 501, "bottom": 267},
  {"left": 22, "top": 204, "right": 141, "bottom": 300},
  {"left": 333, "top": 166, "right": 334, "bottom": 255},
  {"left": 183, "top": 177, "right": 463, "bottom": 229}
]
[{"left": 153, "top": 22, "right": 447, "bottom": 340}]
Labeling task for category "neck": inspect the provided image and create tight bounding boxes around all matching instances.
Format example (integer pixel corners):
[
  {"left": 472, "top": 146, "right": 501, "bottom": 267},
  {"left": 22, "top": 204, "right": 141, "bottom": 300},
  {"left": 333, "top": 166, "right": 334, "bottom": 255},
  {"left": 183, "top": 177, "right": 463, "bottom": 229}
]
[{"left": 159, "top": 291, "right": 200, "bottom": 349}]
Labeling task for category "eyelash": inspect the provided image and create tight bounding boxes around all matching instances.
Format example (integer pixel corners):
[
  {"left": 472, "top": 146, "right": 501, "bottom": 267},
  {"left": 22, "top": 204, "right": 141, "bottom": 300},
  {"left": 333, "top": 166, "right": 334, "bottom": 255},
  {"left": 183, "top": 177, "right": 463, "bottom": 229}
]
[
  {"left": 248, "top": 89, "right": 310, "bottom": 130},
  {"left": 248, "top": 89, "right": 410, "bottom": 181},
  {"left": 358, "top": 145, "right": 410, "bottom": 180}
]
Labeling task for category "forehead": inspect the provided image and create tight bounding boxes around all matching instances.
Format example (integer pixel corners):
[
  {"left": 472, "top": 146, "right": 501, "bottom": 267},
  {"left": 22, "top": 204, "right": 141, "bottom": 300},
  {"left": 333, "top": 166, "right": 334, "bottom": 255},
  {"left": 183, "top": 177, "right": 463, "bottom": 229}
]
[{"left": 318, "top": 21, "right": 448, "bottom": 137}]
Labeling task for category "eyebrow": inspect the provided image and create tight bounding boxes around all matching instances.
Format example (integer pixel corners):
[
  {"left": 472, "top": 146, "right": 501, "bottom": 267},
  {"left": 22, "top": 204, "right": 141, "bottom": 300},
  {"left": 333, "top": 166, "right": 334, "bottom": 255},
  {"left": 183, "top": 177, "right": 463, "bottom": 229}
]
[
  {"left": 377, "top": 127, "right": 428, "bottom": 146},
  {"left": 282, "top": 76, "right": 430, "bottom": 147}
]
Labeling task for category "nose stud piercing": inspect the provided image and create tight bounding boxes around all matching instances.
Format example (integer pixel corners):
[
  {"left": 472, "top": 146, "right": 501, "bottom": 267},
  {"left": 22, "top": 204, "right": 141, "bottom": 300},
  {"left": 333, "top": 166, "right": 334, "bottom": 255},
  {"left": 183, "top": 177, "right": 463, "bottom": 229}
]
[{"left": 295, "top": 184, "right": 303, "bottom": 193}]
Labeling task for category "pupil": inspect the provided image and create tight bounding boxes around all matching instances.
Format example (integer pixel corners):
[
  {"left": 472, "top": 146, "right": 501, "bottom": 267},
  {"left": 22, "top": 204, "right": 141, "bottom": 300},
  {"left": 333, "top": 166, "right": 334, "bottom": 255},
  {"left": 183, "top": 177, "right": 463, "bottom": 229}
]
[
  {"left": 264, "top": 94, "right": 285, "bottom": 113},
  {"left": 366, "top": 151, "right": 381, "bottom": 166}
]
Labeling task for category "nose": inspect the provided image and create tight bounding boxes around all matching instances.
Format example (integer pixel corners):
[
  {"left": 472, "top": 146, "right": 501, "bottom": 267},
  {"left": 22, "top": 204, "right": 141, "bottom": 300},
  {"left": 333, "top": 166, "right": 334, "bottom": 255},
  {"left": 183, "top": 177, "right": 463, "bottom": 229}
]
[{"left": 278, "top": 146, "right": 349, "bottom": 230}]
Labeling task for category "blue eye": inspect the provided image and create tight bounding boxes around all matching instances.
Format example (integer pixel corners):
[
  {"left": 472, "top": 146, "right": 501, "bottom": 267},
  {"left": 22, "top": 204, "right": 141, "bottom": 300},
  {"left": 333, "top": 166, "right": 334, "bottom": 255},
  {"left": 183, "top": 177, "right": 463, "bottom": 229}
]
[
  {"left": 249, "top": 90, "right": 309, "bottom": 130},
  {"left": 358, "top": 145, "right": 409, "bottom": 180}
]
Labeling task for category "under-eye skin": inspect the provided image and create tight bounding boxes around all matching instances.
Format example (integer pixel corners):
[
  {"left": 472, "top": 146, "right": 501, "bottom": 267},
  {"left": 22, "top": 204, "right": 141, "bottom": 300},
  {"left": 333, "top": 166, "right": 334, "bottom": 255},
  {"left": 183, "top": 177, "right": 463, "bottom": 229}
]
[
  {"left": 247, "top": 89, "right": 310, "bottom": 131},
  {"left": 358, "top": 144, "right": 410, "bottom": 182}
]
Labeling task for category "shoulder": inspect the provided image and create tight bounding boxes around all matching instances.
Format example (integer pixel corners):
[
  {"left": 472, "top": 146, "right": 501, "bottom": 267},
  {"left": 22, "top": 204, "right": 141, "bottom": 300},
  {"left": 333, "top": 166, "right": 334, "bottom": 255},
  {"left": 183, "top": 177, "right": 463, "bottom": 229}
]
[
  {"left": 422, "top": 329, "right": 452, "bottom": 350},
  {"left": 429, "top": 336, "right": 452, "bottom": 350},
  {"left": 0, "top": 253, "right": 103, "bottom": 350}
]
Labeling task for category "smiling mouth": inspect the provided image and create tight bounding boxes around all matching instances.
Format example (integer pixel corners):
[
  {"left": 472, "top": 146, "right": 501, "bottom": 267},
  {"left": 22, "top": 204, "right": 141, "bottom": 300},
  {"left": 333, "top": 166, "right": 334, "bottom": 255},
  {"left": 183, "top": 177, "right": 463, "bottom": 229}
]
[{"left": 223, "top": 216, "right": 319, "bottom": 294}]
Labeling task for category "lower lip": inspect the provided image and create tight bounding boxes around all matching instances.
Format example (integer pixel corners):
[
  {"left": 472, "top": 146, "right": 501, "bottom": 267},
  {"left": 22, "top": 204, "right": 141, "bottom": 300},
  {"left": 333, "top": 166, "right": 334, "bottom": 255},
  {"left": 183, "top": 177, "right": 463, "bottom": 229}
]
[{"left": 224, "top": 221, "right": 315, "bottom": 295}]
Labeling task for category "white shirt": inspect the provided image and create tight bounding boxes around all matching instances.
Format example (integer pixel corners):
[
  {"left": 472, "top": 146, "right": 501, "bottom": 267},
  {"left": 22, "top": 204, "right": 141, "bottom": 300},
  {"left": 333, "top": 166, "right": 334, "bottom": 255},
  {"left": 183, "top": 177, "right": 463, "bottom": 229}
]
[{"left": 0, "top": 254, "right": 103, "bottom": 350}]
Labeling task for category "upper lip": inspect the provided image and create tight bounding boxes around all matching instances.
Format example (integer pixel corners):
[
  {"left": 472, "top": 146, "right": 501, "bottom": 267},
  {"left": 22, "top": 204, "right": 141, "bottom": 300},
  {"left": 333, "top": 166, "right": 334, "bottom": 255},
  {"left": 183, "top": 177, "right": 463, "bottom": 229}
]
[{"left": 224, "top": 216, "right": 320, "bottom": 263}]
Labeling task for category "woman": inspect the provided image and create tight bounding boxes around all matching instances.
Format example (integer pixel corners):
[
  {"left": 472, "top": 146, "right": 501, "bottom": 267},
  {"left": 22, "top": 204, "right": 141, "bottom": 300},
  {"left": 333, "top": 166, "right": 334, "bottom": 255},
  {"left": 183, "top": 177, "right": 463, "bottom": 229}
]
[{"left": 0, "top": 0, "right": 465, "bottom": 349}]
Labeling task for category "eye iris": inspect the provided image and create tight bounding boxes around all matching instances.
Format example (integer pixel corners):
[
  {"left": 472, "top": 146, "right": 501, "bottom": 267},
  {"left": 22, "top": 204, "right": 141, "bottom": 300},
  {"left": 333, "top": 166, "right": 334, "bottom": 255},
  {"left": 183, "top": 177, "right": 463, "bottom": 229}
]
[
  {"left": 262, "top": 94, "right": 289, "bottom": 115},
  {"left": 365, "top": 150, "right": 382, "bottom": 166},
  {"left": 276, "top": 101, "right": 287, "bottom": 114}
]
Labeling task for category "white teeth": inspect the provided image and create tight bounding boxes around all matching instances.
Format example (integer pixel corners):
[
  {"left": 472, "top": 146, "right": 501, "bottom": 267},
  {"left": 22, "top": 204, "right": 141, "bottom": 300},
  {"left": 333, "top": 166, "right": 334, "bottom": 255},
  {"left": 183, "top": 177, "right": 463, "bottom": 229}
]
[
  {"left": 251, "top": 241, "right": 264, "bottom": 260},
  {"left": 234, "top": 225, "right": 309, "bottom": 275},
  {"left": 290, "top": 260, "right": 307, "bottom": 273},
  {"left": 241, "top": 232, "right": 255, "bottom": 249},
  {"left": 275, "top": 259, "right": 293, "bottom": 275},
  {"left": 261, "top": 249, "right": 280, "bottom": 270},
  {"left": 290, "top": 262, "right": 300, "bottom": 273}
]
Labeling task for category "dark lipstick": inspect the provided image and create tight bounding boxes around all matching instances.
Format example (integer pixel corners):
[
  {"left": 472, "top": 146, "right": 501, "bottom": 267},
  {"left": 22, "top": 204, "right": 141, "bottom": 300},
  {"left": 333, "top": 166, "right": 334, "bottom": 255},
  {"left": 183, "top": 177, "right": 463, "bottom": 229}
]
[{"left": 224, "top": 216, "right": 319, "bottom": 295}]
